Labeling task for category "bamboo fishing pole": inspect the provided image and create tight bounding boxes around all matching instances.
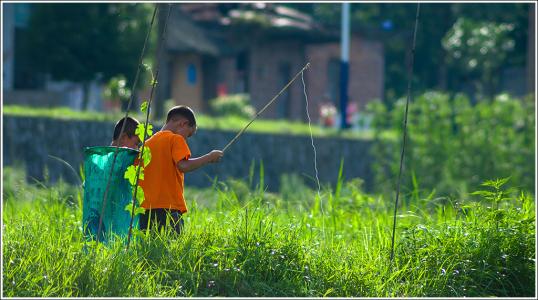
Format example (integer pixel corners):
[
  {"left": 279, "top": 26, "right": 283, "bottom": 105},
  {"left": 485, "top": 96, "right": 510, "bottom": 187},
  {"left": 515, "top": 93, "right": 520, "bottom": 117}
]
[
  {"left": 222, "top": 62, "right": 311, "bottom": 153},
  {"left": 95, "top": 4, "right": 158, "bottom": 244},
  {"left": 389, "top": 3, "right": 420, "bottom": 264},
  {"left": 125, "top": 3, "right": 173, "bottom": 250}
]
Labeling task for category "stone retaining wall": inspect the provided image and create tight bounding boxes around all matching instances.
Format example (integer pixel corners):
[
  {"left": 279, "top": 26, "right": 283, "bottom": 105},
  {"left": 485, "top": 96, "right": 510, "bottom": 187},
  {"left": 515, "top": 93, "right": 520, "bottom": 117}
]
[{"left": 2, "top": 116, "right": 375, "bottom": 191}]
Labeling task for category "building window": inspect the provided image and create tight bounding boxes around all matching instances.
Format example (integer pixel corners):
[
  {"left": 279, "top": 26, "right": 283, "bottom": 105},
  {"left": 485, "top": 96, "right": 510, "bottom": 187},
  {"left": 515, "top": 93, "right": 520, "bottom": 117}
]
[{"left": 187, "top": 63, "right": 197, "bottom": 86}]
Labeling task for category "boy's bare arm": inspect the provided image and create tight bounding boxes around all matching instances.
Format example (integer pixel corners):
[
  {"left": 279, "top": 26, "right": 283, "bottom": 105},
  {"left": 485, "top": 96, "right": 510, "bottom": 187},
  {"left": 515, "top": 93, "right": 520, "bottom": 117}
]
[{"left": 177, "top": 150, "right": 223, "bottom": 173}]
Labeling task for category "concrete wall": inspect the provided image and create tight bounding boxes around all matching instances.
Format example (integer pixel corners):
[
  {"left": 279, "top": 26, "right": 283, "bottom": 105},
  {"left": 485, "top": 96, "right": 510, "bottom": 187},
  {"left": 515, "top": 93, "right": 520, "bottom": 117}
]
[{"left": 2, "top": 116, "right": 375, "bottom": 191}]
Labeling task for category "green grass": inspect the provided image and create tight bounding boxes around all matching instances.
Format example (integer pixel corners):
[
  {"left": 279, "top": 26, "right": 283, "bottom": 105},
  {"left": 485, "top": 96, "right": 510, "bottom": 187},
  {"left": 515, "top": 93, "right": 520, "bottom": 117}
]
[
  {"left": 2, "top": 105, "right": 388, "bottom": 140},
  {"left": 2, "top": 166, "right": 535, "bottom": 297},
  {"left": 3, "top": 105, "right": 130, "bottom": 122}
]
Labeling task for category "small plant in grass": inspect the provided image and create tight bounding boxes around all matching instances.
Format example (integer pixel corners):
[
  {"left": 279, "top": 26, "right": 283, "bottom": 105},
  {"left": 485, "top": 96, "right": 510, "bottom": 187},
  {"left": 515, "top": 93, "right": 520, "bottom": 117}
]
[
  {"left": 395, "top": 177, "right": 535, "bottom": 297},
  {"left": 471, "top": 177, "right": 513, "bottom": 209}
]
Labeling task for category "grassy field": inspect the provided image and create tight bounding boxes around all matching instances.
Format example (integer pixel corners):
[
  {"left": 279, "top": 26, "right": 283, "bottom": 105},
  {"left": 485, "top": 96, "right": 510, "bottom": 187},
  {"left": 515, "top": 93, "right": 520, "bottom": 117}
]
[
  {"left": 3, "top": 105, "right": 385, "bottom": 140},
  {"left": 2, "top": 166, "right": 535, "bottom": 297}
]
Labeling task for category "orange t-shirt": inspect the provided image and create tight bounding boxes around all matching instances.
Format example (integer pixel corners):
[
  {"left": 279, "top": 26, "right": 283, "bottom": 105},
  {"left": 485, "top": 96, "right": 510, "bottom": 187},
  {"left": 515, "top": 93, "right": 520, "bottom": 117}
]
[{"left": 139, "top": 130, "right": 191, "bottom": 213}]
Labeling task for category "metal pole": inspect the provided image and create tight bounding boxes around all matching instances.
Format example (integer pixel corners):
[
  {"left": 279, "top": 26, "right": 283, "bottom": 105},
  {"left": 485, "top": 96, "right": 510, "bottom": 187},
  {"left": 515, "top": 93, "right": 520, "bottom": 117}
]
[{"left": 340, "top": 2, "right": 350, "bottom": 129}]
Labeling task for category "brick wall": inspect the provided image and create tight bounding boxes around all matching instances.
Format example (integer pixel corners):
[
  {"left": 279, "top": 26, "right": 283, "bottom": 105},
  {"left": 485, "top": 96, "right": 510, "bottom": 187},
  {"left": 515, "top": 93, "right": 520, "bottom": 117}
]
[
  {"left": 167, "top": 35, "right": 384, "bottom": 123},
  {"left": 305, "top": 35, "right": 384, "bottom": 122},
  {"left": 245, "top": 35, "right": 384, "bottom": 123},
  {"left": 217, "top": 57, "right": 238, "bottom": 94},
  {"left": 249, "top": 40, "right": 307, "bottom": 121}
]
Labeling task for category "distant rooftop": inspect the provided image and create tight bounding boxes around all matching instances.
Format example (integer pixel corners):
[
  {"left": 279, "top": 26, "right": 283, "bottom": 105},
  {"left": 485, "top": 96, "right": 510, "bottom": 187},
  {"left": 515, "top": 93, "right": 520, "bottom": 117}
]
[
  {"left": 178, "top": 3, "right": 319, "bottom": 31},
  {"left": 166, "top": 3, "right": 337, "bottom": 56}
]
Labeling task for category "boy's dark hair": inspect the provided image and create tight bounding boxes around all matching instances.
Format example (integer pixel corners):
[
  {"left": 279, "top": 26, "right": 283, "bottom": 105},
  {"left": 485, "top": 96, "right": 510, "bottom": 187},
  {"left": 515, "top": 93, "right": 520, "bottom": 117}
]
[
  {"left": 166, "top": 105, "right": 196, "bottom": 127},
  {"left": 113, "top": 117, "right": 140, "bottom": 140}
]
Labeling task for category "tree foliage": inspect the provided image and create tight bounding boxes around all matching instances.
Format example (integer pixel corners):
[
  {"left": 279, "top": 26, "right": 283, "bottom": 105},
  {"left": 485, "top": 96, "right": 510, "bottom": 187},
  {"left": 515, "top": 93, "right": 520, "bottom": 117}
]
[
  {"left": 25, "top": 3, "right": 154, "bottom": 109},
  {"left": 286, "top": 3, "right": 530, "bottom": 105},
  {"left": 442, "top": 18, "right": 515, "bottom": 99},
  {"left": 367, "top": 92, "right": 535, "bottom": 196}
]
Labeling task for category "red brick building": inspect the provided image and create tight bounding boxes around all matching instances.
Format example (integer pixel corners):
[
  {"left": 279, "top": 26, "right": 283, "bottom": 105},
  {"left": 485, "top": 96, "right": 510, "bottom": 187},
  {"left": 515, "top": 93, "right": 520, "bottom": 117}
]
[{"left": 158, "top": 3, "right": 384, "bottom": 122}]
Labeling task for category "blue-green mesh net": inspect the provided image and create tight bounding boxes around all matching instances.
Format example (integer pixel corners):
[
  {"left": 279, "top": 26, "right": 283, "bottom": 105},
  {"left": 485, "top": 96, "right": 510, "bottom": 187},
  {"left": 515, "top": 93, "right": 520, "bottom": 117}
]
[{"left": 82, "top": 146, "right": 139, "bottom": 243}]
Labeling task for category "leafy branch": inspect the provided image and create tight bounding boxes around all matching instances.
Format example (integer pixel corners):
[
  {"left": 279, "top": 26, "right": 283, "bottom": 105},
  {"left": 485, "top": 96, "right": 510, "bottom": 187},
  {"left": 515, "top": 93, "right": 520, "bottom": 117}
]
[{"left": 123, "top": 74, "right": 155, "bottom": 216}]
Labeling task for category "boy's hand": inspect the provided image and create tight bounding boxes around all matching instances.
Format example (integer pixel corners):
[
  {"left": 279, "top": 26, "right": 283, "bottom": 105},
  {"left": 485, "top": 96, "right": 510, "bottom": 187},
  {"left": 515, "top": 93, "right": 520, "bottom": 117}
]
[
  {"left": 207, "top": 150, "right": 223, "bottom": 163},
  {"left": 178, "top": 150, "right": 223, "bottom": 173}
]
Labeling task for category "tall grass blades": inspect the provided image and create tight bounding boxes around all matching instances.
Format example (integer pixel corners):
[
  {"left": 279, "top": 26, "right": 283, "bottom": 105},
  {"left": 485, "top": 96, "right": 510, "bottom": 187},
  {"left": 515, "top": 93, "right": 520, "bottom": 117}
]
[{"left": 2, "top": 167, "right": 535, "bottom": 297}]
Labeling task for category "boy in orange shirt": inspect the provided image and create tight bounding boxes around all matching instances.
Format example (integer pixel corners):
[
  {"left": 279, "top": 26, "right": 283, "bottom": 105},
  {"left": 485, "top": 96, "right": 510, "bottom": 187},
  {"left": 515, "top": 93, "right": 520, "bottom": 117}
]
[{"left": 139, "top": 105, "right": 223, "bottom": 234}]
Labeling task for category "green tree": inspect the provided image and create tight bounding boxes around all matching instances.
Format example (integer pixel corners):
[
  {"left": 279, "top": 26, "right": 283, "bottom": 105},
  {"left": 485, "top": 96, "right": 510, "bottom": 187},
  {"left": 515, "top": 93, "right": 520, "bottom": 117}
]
[
  {"left": 286, "top": 3, "right": 530, "bottom": 105},
  {"left": 25, "top": 3, "right": 153, "bottom": 110},
  {"left": 442, "top": 18, "right": 515, "bottom": 99}
]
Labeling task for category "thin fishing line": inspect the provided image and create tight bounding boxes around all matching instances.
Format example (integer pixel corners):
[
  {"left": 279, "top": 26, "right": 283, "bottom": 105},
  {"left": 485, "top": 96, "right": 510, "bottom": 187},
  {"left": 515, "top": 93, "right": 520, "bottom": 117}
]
[
  {"left": 301, "top": 71, "right": 325, "bottom": 240},
  {"left": 302, "top": 72, "right": 321, "bottom": 195}
]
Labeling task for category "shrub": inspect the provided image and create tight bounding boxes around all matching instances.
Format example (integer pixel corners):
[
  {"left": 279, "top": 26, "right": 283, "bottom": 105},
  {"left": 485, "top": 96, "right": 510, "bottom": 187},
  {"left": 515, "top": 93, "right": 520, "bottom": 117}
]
[
  {"left": 367, "top": 92, "right": 535, "bottom": 196},
  {"left": 103, "top": 75, "right": 131, "bottom": 103},
  {"left": 209, "top": 94, "right": 256, "bottom": 119}
]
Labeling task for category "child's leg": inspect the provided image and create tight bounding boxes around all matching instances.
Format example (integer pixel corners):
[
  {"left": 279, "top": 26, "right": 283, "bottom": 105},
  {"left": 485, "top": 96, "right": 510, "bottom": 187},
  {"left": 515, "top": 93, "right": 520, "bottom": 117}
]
[
  {"left": 139, "top": 209, "right": 183, "bottom": 234},
  {"left": 168, "top": 210, "right": 184, "bottom": 234},
  {"left": 138, "top": 209, "right": 162, "bottom": 232},
  {"left": 138, "top": 209, "right": 150, "bottom": 231},
  {"left": 159, "top": 210, "right": 184, "bottom": 234}
]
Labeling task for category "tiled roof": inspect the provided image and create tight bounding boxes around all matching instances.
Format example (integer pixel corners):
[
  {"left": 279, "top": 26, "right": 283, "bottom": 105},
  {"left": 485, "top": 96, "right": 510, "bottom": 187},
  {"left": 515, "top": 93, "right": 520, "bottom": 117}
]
[
  {"left": 165, "top": 8, "right": 223, "bottom": 55},
  {"left": 166, "top": 3, "right": 336, "bottom": 55}
]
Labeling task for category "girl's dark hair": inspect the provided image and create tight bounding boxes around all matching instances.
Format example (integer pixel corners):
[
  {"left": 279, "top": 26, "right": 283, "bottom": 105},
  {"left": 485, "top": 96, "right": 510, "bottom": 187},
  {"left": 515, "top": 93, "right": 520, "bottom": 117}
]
[
  {"left": 166, "top": 105, "right": 196, "bottom": 127},
  {"left": 113, "top": 117, "right": 140, "bottom": 140}
]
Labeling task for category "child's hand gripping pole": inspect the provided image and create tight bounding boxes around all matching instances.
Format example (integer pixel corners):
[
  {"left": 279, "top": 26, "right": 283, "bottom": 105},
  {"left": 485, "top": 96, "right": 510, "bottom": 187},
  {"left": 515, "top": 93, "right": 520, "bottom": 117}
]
[
  {"left": 207, "top": 150, "right": 224, "bottom": 163},
  {"left": 222, "top": 62, "right": 311, "bottom": 153}
]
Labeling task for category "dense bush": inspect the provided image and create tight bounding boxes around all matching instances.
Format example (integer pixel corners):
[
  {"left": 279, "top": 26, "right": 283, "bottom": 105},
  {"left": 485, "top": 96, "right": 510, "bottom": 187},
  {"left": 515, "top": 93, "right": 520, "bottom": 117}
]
[
  {"left": 209, "top": 94, "right": 256, "bottom": 119},
  {"left": 367, "top": 92, "right": 535, "bottom": 196}
]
